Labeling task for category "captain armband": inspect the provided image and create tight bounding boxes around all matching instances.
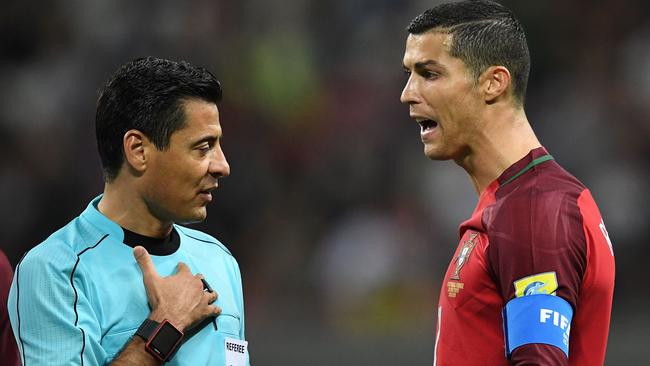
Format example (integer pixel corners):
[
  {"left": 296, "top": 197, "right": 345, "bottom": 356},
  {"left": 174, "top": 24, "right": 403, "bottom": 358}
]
[{"left": 502, "top": 294, "right": 573, "bottom": 358}]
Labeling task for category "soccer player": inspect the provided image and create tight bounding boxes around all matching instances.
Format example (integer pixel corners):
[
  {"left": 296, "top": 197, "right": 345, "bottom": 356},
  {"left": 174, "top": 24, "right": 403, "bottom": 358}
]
[
  {"left": 8, "top": 57, "right": 249, "bottom": 365},
  {"left": 400, "top": 1, "right": 615, "bottom": 365},
  {"left": 1, "top": 250, "right": 20, "bottom": 366}
]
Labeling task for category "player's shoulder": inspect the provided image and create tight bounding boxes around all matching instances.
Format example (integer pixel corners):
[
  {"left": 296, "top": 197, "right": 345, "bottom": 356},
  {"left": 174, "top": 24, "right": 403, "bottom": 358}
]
[
  {"left": 174, "top": 225, "right": 233, "bottom": 257},
  {"left": 535, "top": 160, "right": 585, "bottom": 192},
  {"left": 486, "top": 161, "right": 593, "bottom": 234},
  {"left": 0, "top": 250, "right": 12, "bottom": 288},
  {"left": 498, "top": 161, "right": 587, "bottom": 208}
]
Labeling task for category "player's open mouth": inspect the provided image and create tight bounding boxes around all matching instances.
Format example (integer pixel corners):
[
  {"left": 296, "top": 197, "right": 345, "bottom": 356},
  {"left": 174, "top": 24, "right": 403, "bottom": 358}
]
[{"left": 418, "top": 119, "right": 438, "bottom": 133}]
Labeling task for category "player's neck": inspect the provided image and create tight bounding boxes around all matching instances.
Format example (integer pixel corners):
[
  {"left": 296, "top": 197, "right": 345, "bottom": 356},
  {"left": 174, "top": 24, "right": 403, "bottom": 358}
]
[
  {"left": 457, "top": 108, "right": 541, "bottom": 195},
  {"left": 99, "top": 177, "right": 173, "bottom": 238}
]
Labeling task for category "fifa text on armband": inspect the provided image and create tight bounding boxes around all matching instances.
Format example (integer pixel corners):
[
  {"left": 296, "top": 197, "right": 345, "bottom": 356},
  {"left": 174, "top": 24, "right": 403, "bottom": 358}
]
[{"left": 540, "top": 308, "right": 571, "bottom": 345}]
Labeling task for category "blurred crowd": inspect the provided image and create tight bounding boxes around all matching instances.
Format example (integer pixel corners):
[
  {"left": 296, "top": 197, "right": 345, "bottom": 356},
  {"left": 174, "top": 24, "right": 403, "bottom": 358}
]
[{"left": 1, "top": 0, "right": 648, "bottom": 364}]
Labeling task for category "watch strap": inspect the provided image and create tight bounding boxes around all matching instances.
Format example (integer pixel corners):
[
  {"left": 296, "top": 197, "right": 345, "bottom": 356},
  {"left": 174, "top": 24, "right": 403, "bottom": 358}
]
[{"left": 135, "top": 318, "right": 160, "bottom": 342}]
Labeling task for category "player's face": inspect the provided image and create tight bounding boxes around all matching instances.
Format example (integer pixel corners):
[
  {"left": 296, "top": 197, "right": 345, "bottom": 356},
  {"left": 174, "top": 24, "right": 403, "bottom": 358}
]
[
  {"left": 142, "top": 99, "right": 230, "bottom": 224},
  {"left": 401, "top": 31, "right": 484, "bottom": 162}
]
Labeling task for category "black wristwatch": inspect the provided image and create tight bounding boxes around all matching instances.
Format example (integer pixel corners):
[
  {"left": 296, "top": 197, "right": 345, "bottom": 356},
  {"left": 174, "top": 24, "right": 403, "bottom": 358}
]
[{"left": 135, "top": 319, "right": 184, "bottom": 362}]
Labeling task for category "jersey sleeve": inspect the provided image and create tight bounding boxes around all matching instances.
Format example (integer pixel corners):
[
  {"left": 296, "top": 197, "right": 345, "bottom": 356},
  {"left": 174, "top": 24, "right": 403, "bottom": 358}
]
[
  {"left": 8, "top": 243, "right": 107, "bottom": 365},
  {"left": 486, "top": 188, "right": 587, "bottom": 363}
]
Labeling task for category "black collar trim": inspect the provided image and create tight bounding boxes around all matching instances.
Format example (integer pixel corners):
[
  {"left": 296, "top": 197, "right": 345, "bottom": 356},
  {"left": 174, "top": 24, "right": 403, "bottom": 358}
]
[{"left": 122, "top": 227, "right": 180, "bottom": 256}]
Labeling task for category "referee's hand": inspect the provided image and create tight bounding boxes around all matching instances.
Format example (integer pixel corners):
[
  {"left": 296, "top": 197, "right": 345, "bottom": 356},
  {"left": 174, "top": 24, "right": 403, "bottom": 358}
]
[{"left": 133, "top": 246, "right": 221, "bottom": 332}]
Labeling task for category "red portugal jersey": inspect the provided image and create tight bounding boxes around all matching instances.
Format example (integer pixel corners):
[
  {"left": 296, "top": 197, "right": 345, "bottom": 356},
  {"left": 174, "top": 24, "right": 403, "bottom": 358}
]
[
  {"left": 1, "top": 250, "right": 20, "bottom": 366},
  {"left": 433, "top": 147, "right": 615, "bottom": 366}
]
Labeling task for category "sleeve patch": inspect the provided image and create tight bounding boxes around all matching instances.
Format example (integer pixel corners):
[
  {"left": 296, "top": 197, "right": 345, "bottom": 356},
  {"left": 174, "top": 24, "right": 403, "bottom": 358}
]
[
  {"left": 513, "top": 271, "right": 558, "bottom": 297},
  {"left": 503, "top": 294, "right": 572, "bottom": 358}
]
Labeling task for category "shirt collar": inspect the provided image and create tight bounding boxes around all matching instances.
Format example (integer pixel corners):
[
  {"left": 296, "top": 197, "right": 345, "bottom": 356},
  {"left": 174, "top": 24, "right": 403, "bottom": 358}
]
[
  {"left": 80, "top": 195, "right": 125, "bottom": 242},
  {"left": 496, "top": 147, "right": 551, "bottom": 187}
]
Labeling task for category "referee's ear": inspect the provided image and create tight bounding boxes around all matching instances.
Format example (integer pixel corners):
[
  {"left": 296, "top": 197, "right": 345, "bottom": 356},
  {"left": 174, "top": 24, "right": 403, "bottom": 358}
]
[{"left": 123, "top": 129, "right": 148, "bottom": 176}]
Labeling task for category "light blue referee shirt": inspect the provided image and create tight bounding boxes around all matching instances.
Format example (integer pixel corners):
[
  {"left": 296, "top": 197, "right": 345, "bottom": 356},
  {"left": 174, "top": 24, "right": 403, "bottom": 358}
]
[{"left": 8, "top": 196, "right": 249, "bottom": 365}]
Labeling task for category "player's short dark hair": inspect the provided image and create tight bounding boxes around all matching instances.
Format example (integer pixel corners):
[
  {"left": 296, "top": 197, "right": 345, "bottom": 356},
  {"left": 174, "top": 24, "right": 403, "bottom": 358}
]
[
  {"left": 96, "top": 56, "right": 222, "bottom": 182},
  {"left": 407, "top": 0, "right": 530, "bottom": 105}
]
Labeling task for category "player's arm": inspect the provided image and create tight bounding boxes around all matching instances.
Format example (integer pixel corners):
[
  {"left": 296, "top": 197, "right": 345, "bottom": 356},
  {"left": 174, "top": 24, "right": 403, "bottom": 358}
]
[
  {"left": 110, "top": 246, "right": 221, "bottom": 365},
  {"left": 0, "top": 251, "right": 20, "bottom": 366},
  {"left": 502, "top": 293, "right": 573, "bottom": 365},
  {"left": 487, "top": 193, "right": 586, "bottom": 365}
]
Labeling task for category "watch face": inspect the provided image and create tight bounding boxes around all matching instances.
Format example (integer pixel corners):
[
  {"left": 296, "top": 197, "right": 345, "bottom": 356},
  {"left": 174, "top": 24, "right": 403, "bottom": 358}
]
[{"left": 147, "top": 321, "right": 183, "bottom": 360}]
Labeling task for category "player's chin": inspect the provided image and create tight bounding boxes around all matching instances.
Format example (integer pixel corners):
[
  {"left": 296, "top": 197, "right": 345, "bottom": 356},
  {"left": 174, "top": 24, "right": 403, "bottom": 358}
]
[{"left": 423, "top": 145, "right": 447, "bottom": 161}]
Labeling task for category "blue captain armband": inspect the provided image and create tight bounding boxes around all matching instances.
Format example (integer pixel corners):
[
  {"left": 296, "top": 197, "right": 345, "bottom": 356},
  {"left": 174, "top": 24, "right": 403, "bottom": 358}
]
[{"left": 502, "top": 294, "right": 573, "bottom": 358}]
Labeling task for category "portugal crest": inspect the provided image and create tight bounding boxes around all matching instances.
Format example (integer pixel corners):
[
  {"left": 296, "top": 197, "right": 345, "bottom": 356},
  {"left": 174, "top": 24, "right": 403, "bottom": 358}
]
[{"left": 450, "top": 232, "right": 478, "bottom": 280}]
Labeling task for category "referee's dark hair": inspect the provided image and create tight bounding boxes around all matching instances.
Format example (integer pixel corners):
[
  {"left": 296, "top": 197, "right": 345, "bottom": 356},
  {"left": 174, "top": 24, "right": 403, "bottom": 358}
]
[
  {"left": 407, "top": 0, "right": 530, "bottom": 106},
  {"left": 95, "top": 57, "right": 222, "bottom": 182}
]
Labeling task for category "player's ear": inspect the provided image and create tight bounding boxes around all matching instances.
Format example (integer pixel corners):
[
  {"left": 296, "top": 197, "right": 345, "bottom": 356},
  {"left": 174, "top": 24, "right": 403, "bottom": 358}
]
[
  {"left": 481, "top": 66, "right": 511, "bottom": 104},
  {"left": 123, "top": 129, "right": 150, "bottom": 175}
]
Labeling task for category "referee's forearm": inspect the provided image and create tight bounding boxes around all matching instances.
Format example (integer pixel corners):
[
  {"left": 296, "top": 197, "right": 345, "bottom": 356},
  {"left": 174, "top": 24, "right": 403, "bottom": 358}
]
[{"left": 109, "top": 336, "right": 163, "bottom": 366}]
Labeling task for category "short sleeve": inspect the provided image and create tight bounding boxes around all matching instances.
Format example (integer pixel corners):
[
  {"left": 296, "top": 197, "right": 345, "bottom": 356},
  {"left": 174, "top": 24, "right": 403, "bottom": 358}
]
[
  {"left": 8, "top": 243, "right": 107, "bottom": 365},
  {"left": 486, "top": 188, "right": 587, "bottom": 308},
  {"left": 486, "top": 188, "right": 587, "bottom": 363}
]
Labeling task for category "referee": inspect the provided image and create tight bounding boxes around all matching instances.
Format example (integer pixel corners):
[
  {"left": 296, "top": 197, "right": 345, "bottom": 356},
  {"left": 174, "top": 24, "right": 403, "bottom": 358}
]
[{"left": 8, "top": 57, "right": 249, "bottom": 365}]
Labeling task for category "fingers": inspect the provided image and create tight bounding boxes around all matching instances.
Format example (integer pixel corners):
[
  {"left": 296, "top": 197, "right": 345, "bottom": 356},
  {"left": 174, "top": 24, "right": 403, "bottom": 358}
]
[
  {"left": 205, "top": 290, "right": 218, "bottom": 304},
  {"left": 209, "top": 304, "right": 222, "bottom": 317},
  {"left": 133, "top": 246, "right": 159, "bottom": 280}
]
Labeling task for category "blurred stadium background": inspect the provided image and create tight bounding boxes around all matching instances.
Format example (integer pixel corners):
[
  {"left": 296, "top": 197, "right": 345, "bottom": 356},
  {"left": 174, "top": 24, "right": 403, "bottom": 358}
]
[{"left": 1, "top": 0, "right": 648, "bottom": 364}]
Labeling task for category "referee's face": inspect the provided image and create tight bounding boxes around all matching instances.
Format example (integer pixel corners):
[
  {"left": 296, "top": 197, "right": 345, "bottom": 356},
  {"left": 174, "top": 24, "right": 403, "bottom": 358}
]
[
  {"left": 142, "top": 98, "right": 230, "bottom": 225},
  {"left": 400, "top": 31, "right": 484, "bottom": 162}
]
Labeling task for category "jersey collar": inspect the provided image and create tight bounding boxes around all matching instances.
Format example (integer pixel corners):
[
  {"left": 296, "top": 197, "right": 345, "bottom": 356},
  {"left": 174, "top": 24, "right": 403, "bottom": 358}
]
[
  {"left": 81, "top": 195, "right": 125, "bottom": 242},
  {"left": 81, "top": 195, "right": 181, "bottom": 256},
  {"left": 497, "top": 147, "right": 553, "bottom": 187}
]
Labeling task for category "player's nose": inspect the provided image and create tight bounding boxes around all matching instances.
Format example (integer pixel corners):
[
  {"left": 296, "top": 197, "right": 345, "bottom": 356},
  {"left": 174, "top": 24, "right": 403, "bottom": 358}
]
[{"left": 400, "top": 76, "right": 419, "bottom": 105}]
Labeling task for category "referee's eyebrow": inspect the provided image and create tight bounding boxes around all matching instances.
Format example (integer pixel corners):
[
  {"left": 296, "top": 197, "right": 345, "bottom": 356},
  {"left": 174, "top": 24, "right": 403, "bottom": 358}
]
[{"left": 192, "top": 132, "right": 223, "bottom": 146}]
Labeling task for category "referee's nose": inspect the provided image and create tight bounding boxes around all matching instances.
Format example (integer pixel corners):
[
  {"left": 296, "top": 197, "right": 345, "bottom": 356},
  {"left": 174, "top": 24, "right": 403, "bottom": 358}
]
[{"left": 209, "top": 143, "right": 230, "bottom": 179}]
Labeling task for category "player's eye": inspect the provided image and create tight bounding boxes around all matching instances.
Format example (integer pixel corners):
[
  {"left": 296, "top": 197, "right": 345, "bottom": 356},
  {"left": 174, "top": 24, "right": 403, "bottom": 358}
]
[{"left": 421, "top": 70, "right": 439, "bottom": 80}]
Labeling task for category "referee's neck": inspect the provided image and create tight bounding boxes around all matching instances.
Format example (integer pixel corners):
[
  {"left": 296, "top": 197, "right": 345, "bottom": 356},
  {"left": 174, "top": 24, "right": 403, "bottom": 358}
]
[{"left": 99, "top": 181, "right": 174, "bottom": 239}]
